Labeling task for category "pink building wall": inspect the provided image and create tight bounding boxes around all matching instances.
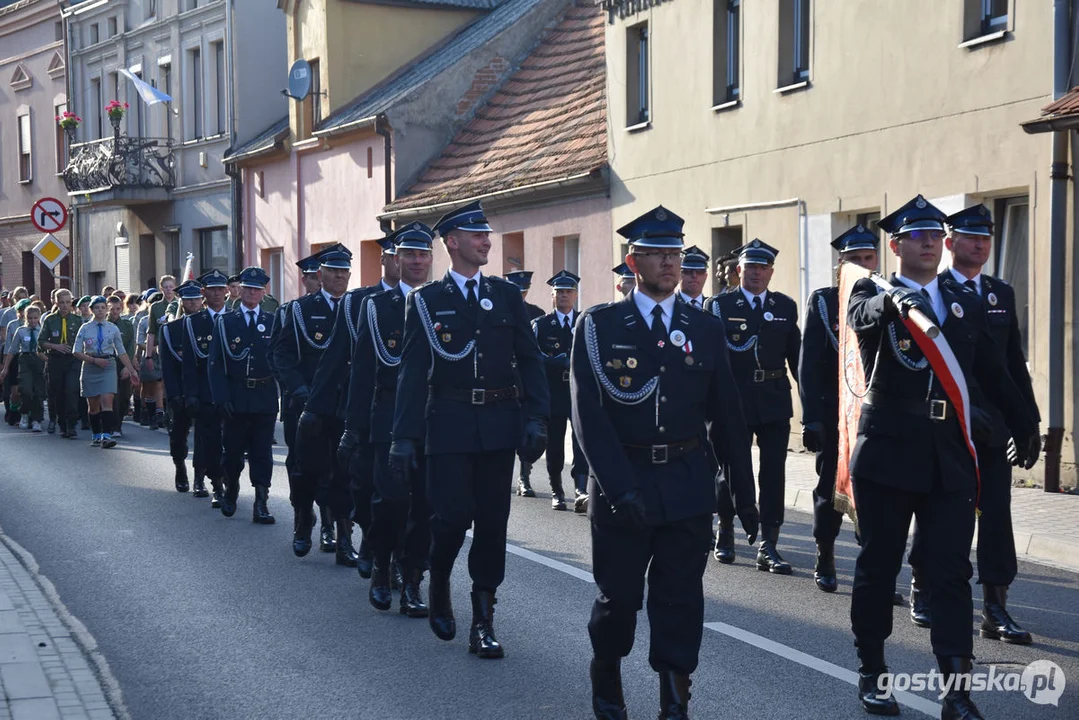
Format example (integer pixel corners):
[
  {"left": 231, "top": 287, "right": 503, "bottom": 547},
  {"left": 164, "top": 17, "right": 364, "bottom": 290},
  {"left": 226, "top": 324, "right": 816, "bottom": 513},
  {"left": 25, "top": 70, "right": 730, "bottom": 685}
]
[{"left": 429, "top": 195, "right": 613, "bottom": 311}]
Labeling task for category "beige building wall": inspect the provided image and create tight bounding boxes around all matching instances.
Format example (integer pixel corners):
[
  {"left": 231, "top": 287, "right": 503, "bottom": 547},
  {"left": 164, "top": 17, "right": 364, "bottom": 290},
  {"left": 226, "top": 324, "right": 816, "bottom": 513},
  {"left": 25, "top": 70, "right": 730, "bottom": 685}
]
[{"left": 605, "top": 0, "right": 1069, "bottom": 483}]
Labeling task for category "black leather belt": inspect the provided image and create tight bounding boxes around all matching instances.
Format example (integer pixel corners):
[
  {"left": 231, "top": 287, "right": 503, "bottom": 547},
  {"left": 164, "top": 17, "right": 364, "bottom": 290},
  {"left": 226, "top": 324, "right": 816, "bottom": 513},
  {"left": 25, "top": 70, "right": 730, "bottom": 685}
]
[
  {"left": 622, "top": 437, "right": 700, "bottom": 465},
  {"left": 865, "top": 391, "right": 951, "bottom": 421},
  {"left": 753, "top": 368, "right": 786, "bottom": 382},
  {"left": 375, "top": 385, "right": 397, "bottom": 398},
  {"left": 88, "top": 354, "right": 115, "bottom": 360},
  {"left": 433, "top": 386, "right": 519, "bottom": 405},
  {"left": 245, "top": 376, "right": 274, "bottom": 388}
]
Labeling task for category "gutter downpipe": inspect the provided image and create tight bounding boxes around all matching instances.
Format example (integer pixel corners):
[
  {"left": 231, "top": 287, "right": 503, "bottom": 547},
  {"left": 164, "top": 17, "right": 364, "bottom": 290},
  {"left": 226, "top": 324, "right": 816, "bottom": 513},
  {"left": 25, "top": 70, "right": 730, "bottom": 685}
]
[
  {"left": 376, "top": 115, "right": 393, "bottom": 233},
  {"left": 704, "top": 198, "right": 808, "bottom": 305},
  {"left": 58, "top": 0, "right": 77, "bottom": 292},
  {"left": 225, "top": 0, "right": 244, "bottom": 274},
  {"left": 1045, "top": 0, "right": 1072, "bottom": 493}
]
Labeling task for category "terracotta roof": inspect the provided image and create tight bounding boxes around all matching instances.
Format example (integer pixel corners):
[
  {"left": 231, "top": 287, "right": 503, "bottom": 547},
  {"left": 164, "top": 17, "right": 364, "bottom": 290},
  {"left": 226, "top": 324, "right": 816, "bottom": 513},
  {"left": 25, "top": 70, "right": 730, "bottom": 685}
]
[
  {"left": 1021, "top": 87, "right": 1079, "bottom": 133},
  {"left": 384, "top": 2, "right": 606, "bottom": 213}
]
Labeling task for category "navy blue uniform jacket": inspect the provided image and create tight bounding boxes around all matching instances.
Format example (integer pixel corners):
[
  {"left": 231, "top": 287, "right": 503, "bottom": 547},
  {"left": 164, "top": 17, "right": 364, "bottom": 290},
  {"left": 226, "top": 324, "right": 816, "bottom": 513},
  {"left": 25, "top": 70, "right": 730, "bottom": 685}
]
[{"left": 208, "top": 308, "right": 279, "bottom": 415}]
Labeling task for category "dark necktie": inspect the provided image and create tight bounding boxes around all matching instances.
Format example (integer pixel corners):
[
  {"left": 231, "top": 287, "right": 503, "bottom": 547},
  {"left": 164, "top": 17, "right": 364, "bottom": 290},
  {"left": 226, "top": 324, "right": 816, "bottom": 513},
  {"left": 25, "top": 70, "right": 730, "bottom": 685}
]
[
  {"left": 964, "top": 279, "right": 978, "bottom": 295},
  {"left": 650, "top": 305, "right": 667, "bottom": 346},
  {"left": 246, "top": 310, "right": 258, "bottom": 341},
  {"left": 29, "top": 327, "right": 37, "bottom": 353},
  {"left": 96, "top": 323, "right": 104, "bottom": 354},
  {"left": 464, "top": 279, "right": 478, "bottom": 308},
  {"left": 752, "top": 296, "right": 762, "bottom": 314},
  {"left": 562, "top": 315, "right": 571, "bottom": 332},
  {"left": 328, "top": 297, "right": 337, "bottom": 313},
  {"left": 691, "top": 298, "right": 701, "bottom": 309}
]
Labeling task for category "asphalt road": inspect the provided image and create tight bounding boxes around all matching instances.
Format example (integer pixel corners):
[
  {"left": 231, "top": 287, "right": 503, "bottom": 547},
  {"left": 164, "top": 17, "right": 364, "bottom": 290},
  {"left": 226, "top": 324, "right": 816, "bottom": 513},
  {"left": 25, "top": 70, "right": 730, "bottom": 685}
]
[{"left": 1, "top": 420, "right": 1076, "bottom": 719}]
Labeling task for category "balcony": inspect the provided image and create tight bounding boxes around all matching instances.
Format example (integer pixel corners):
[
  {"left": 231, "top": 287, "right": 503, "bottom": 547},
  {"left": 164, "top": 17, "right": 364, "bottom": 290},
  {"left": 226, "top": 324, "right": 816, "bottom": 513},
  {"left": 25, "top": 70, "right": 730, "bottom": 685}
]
[{"left": 64, "top": 135, "right": 175, "bottom": 207}]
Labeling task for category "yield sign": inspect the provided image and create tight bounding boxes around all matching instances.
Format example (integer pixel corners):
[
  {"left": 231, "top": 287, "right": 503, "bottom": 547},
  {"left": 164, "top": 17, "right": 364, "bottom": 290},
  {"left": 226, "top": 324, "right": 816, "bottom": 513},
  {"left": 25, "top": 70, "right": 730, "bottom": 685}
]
[
  {"left": 33, "top": 234, "right": 69, "bottom": 270},
  {"left": 30, "top": 197, "right": 67, "bottom": 233}
]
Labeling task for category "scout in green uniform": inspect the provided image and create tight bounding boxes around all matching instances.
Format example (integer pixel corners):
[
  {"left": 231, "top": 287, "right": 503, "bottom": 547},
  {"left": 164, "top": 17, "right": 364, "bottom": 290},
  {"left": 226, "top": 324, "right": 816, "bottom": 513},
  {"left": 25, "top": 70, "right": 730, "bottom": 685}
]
[{"left": 38, "top": 289, "right": 83, "bottom": 437}]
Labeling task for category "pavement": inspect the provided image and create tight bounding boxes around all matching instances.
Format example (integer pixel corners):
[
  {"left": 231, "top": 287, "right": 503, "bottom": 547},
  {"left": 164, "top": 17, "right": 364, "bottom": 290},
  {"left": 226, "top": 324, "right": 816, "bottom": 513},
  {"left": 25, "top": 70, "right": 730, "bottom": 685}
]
[{"left": 0, "top": 419, "right": 1076, "bottom": 719}]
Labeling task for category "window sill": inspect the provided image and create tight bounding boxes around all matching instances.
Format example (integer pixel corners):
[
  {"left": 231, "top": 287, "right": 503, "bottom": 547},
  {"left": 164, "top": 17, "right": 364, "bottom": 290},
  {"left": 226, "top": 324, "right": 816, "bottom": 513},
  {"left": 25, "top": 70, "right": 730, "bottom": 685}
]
[
  {"left": 774, "top": 80, "right": 809, "bottom": 95},
  {"left": 18, "top": 179, "right": 32, "bottom": 185},
  {"left": 625, "top": 121, "right": 652, "bottom": 133},
  {"left": 958, "top": 30, "right": 1007, "bottom": 49},
  {"left": 712, "top": 99, "right": 741, "bottom": 113}
]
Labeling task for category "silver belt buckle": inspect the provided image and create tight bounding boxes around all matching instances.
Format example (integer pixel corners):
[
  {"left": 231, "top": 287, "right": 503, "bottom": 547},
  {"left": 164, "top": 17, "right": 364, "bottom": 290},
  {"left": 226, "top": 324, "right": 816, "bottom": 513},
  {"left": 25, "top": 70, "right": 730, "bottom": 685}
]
[
  {"left": 562, "top": 370, "right": 571, "bottom": 382},
  {"left": 246, "top": 378, "right": 257, "bottom": 389},
  {"left": 753, "top": 369, "right": 765, "bottom": 382},
  {"left": 651, "top": 444, "right": 668, "bottom": 464},
  {"left": 929, "top": 399, "right": 948, "bottom": 420},
  {"left": 471, "top": 388, "right": 485, "bottom": 405}
]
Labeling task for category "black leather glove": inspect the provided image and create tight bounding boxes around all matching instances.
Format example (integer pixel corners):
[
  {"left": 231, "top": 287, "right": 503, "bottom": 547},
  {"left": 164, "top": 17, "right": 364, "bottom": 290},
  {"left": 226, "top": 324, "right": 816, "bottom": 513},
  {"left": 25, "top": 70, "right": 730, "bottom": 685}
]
[
  {"left": 298, "top": 409, "right": 321, "bottom": 433},
  {"left": 885, "top": 286, "right": 935, "bottom": 321},
  {"left": 337, "top": 430, "right": 360, "bottom": 473},
  {"left": 519, "top": 417, "right": 548, "bottom": 465},
  {"left": 185, "top": 396, "right": 200, "bottom": 414},
  {"left": 970, "top": 406, "right": 994, "bottom": 444},
  {"left": 609, "top": 488, "right": 647, "bottom": 529},
  {"left": 802, "top": 421, "right": 824, "bottom": 453},
  {"left": 737, "top": 505, "right": 760, "bottom": 545},
  {"left": 220, "top": 401, "right": 234, "bottom": 421},
  {"left": 388, "top": 439, "right": 419, "bottom": 489},
  {"left": 290, "top": 385, "right": 310, "bottom": 411},
  {"left": 1009, "top": 434, "right": 1041, "bottom": 470}
]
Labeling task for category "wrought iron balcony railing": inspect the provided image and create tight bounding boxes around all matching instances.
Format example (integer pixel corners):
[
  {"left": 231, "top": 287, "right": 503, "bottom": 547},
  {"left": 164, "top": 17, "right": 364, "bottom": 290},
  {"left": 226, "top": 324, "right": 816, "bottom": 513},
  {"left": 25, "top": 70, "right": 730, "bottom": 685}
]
[{"left": 63, "top": 136, "right": 175, "bottom": 194}]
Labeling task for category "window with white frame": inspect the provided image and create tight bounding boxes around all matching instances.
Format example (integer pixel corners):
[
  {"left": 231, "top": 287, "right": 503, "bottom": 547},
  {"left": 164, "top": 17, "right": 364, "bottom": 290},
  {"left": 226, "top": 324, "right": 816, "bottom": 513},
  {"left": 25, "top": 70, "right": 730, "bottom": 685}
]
[
  {"left": 107, "top": 16, "right": 117, "bottom": 37},
  {"left": 992, "top": 196, "right": 1030, "bottom": 354},
  {"left": 188, "top": 47, "right": 203, "bottom": 140},
  {"left": 90, "top": 77, "right": 102, "bottom": 137},
  {"left": 198, "top": 227, "right": 229, "bottom": 274},
  {"left": 778, "top": 0, "right": 811, "bottom": 87},
  {"left": 966, "top": 0, "right": 1008, "bottom": 38},
  {"left": 89, "top": 23, "right": 98, "bottom": 45},
  {"left": 626, "top": 23, "right": 649, "bottom": 126},
  {"left": 213, "top": 41, "right": 227, "bottom": 135},
  {"left": 17, "top": 113, "right": 32, "bottom": 182},
  {"left": 713, "top": 0, "right": 741, "bottom": 105},
  {"left": 160, "top": 63, "right": 172, "bottom": 139}
]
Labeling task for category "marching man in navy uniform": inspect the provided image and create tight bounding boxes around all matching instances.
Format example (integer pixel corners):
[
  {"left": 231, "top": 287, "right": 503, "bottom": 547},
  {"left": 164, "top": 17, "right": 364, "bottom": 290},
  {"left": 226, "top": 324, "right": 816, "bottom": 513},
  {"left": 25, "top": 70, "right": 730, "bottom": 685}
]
[
  {"left": 182, "top": 269, "right": 231, "bottom": 508},
  {"left": 390, "top": 200, "right": 549, "bottom": 658},
  {"left": 208, "top": 267, "right": 279, "bottom": 523},
  {"left": 533, "top": 270, "right": 590, "bottom": 512},
  {"left": 905, "top": 204, "right": 1041, "bottom": 644},
  {"left": 846, "top": 195, "right": 1038, "bottom": 717},
  {"left": 676, "top": 246, "right": 709, "bottom": 309},
  {"left": 573, "top": 206, "right": 759, "bottom": 719},
  {"left": 705, "top": 239, "right": 800, "bottom": 573},
  {"left": 339, "top": 222, "right": 434, "bottom": 616},
  {"left": 613, "top": 263, "right": 635, "bottom": 298},
  {"left": 507, "top": 269, "right": 547, "bottom": 498},
  {"left": 275, "top": 245, "right": 363, "bottom": 567},
  {"left": 160, "top": 280, "right": 204, "bottom": 493},
  {"left": 799, "top": 225, "right": 880, "bottom": 593}
]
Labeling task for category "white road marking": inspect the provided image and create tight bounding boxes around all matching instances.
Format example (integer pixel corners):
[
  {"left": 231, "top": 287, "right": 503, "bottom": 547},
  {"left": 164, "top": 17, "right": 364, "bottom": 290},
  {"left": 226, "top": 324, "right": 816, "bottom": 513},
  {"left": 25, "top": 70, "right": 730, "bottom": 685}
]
[{"left": 496, "top": 533, "right": 942, "bottom": 717}]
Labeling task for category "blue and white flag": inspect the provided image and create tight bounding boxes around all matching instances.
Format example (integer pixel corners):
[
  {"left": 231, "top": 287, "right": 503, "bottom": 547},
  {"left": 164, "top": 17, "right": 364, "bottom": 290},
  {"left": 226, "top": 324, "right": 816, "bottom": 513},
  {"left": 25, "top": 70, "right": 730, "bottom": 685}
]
[{"left": 119, "top": 68, "right": 172, "bottom": 106}]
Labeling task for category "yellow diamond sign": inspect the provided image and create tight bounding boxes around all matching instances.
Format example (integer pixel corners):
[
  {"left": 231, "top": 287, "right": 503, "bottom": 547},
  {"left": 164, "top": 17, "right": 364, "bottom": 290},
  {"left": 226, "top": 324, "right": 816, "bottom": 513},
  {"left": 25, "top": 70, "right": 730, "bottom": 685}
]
[{"left": 33, "top": 234, "right": 69, "bottom": 270}]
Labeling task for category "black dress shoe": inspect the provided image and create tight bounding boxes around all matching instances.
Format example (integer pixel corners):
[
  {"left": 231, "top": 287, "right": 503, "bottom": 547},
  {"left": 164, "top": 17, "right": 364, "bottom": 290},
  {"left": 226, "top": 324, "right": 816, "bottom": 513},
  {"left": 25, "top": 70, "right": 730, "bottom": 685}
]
[
  {"left": 910, "top": 579, "right": 932, "bottom": 628},
  {"left": 713, "top": 520, "right": 735, "bottom": 564},
  {"left": 517, "top": 480, "right": 535, "bottom": 498},
  {"left": 335, "top": 520, "right": 360, "bottom": 567},
  {"left": 252, "top": 486, "right": 275, "bottom": 524},
  {"left": 220, "top": 477, "right": 239, "bottom": 517},
  {"left": 893, "top": 592, "right": 904, "bottom": 606},
  {"left": 428, "top": 570, "right": 456, "bottom": 641},
  {"left": 220, "top": 496, "right": 237, "bottom": 517},
  {"left": 814, "top": 543, "right": 838, "bottom": 593},
  {"left": 400, "top": 568, "right": 429, "bottom": 618},
  {"left": 318, "top": 506, "right": 336, "bottom": 552},
  {"left": 211, "top": 491, "right": 222, "bottom": 509},
  {"left": 47, "top": 419, "right": 56, "bottom": 434},
  {"left": 573, "top": 490, "right": 589, "bottom": 514},
  {"left": 938, "top": 656, "right": 985, "bottom": 720},
  {"left": 391, "top": 559, "right": 404, "bottom": 590},
  {"left": 355, "top": 537, "right": 373, "bottom": 578},
  {"left": 369, "top": 558, "right": 393, "bottom": 611},
  {"left": 756, "top": 528, "right": 792, "bottom": 575},
  {"left": 174, "top": 464, "right": 190, "bottom": 493},
  {"left": 858, "top": 671, "right": 900, "bottom": 715},
  {"left": 590, "top": 657, "right": 628, "bottom": 720},
  {"left": 191, "top": 476, "right": 209, "bottom": 498},
  {"left": 658, "top": 671, "right": 691, "bottom": 720},
  {"left": 468, "top": 590, "right": 504, "bottom": 659},
  {"left": 551, "top": 493, "right": 567, "bottom": 511},
  {"left": 980, "top": 584, "right": 1032, "bottom": 644},
  {"left": 292, "top": 506, "right": 314, "bottom": 557}
]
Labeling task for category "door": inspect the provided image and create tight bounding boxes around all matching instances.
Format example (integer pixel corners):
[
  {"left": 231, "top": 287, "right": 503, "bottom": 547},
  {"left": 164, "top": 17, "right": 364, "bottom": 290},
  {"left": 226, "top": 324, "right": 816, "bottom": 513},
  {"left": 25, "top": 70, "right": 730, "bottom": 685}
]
[{"left": 139, "top": 234, "right": 157, "bottom": 291}]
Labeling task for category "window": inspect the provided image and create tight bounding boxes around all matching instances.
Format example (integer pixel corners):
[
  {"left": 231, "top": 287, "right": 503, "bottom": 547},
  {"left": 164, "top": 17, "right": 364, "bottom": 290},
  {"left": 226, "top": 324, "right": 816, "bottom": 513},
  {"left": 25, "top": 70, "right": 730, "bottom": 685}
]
[
  {"left": 134, "top": 73, "right": 144, "bottom": 137},
  {"left": 109, "top": 72, "right": 119, "bottom": 107},
  {"left": 502, "top": 232, "right": 524, "bottom": 275},
  {"left": 626, "top": 24, "right": 649, "bottom": 126},
  {"left": 90, "top": 77, "right": 102, "bottom": 137},
  {"left": 713, "top": 0, "right": 740, "bottom": 105},
  {"left": 993, "top": 197, "right": 1030, "bottom": 355},
  {"left": 778, "top": 0, "right": 811, "bottom": 87},
  {"left": 54, "top": 21, "right": 63, "bottom": 42},
  {"left": 188, "top": 47, "right": 203, "bottom": 140},
  {"left": 964, "top": 0, "right": 1008, "bottom": 40},
  {"left": 107, "top": 16, "right": 117, "bottom": 37},
  {"left": 165, "top": 231, "right": 181, "bottom": 279},
  {"left": 198, "top": 227, "right": 229, "bottom": 274},
  {"left": 147, "top": 0, "right": 157, "bottom": 19},
  {"left": 300, "top": 59, "right": 321, "bottom": 138},
  {"left": 89, "top": 24, "right": 99, "bottom": 45},
  {"left": 214, "top": 42, "right": 227, "bottom": 135},
  {"left": 55, "top": 102, "right": 67, "bottom": 173},
  {"left": 710, "top": 226, "right": 743, "bottom": 295},
  {"left": 17, "top": 113, "right": 32, "bottom": 183},
  {"left": 161, "top": 63, "right": 172, "bottom": 138},
  {"left": 262, "top": 248, "right": 283, "bottom": 300}
]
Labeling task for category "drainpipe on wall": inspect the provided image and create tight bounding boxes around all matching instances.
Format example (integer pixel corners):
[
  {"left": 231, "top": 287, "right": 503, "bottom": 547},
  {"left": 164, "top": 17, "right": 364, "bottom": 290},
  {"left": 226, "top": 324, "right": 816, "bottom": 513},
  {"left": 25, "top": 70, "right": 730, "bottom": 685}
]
[
  {"left": 58, "top": 0, "right": 78, "bottom": 292},
  {"left": 225, "top": 0, "right": 243, "bottom": 272},
  {"left": 1044, "top": 0, "right": 1073, "bottom": 493},
  {"left": 376, "top": 115, "right": 393, "bottom": 234}
]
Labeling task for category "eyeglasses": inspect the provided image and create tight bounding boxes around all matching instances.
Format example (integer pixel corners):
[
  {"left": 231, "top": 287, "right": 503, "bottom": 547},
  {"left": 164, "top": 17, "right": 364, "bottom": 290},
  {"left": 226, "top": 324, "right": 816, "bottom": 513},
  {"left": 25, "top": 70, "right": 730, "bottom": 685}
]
[
  {"left": 632, "top": 251, "right": 682, "bottom": 263},
  {"left": 901, "top": 230, "right": 945, "bottom": 243}
]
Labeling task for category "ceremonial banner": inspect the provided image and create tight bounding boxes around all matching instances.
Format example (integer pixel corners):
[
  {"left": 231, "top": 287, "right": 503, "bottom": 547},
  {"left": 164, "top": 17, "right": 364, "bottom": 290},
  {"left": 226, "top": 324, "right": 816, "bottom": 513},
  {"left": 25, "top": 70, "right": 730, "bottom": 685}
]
[{"left": 834, "top": 266, "right": 981, "bottom": 527}]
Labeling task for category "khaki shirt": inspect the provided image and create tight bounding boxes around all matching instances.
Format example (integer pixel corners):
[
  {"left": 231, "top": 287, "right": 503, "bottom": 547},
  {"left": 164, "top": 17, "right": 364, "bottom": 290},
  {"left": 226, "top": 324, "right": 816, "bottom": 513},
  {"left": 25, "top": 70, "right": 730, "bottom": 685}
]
[{"left": 38, "top": 311, "right": 83, "bottom": 352}]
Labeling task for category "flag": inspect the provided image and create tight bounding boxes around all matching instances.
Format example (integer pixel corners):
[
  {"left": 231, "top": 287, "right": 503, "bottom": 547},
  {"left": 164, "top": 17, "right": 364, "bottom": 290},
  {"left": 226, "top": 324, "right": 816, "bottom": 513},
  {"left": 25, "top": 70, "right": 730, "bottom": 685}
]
[
  {"left": 181, "top": 252, "right": 195, "bottom": 282},
  {"left": 119, "top": 68, "right": 172, "bottom": 106},
  {"left": 834, "top": 265, "right": 981, "bottom": 530}
]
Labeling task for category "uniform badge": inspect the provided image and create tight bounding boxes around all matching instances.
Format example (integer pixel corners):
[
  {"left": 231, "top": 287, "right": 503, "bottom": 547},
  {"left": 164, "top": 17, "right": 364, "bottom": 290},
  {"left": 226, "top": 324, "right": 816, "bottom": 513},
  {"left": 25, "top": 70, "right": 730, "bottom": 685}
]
[
  {"left": 763, "top": 311, "right": 774, "bottom": 322},
  {"left": 388, "top": 339, "right": 396, "bottom": 349},
  {"left": 951, "top": 302, "right": 964, "bottom": 319},
  {"left": 554, "top": 343, "right": 560, "bottom": 349},
  {"left": 434, "top": 322, "right": 442, "bottom": 331},
  {"left": 732, "top": 334, "right": 740, "bottom": 342},
  {"left": 51, "top": 330, "right": 59, "bottom": 337},
  {"left": 987, "top": 292, "right": 998, "bottom": 307},
  {"left": 685, "top": 356, "right": 695, "bottom": 366},
  {"left": 670, "top": 330, "right": 686, "bottom": 347},
  {"left": 315, "top": 332, "right": 323, "bottom": 341},
  {"left": 619, "top": 376, "right": 632, "bottom": 388},
  {"left": 626, "top": 358, "right": 637, "bottom": 369},
  {"left": 740, "top": 323, "right": 747, "bottom": 331},
  {"left": 899, "top": 339, "right": 911, "bottom": 351},
  {"left": 480, "top": 298, "right": 494, "bottom": 311},
  {"left": 609, "top": 359, "right": 622, "bottom": 370},
  {"left": 256, "top": 324, "right": 265, "bottom": 333},
  {"left": 233, "top": 337, "right": 241, "bottom": 344},
  {"left": 916, "top": 197, "right": 927, "bottom": 209},
  {"left": 833, "top": 323, "right": 839, "bottom": 332},
  {"left": 441, "top": 333, "right": 452, "bottom": 343},
  {"left": 656, "top": 208, "right": 668, "bottom": 221}
]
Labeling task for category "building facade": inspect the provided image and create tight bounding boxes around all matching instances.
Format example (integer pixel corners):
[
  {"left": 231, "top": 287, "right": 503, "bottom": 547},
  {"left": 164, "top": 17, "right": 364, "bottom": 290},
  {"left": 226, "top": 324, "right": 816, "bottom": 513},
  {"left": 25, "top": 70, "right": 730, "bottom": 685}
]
[
  {"left": 61, "top": 0, "right": 285, "bottom": 294},
  {"left": 0, "top": 0, "right": 74, "bottom": 296},
  {"left": 604, "top": 0, "right": 1073, "bottom": 485}
]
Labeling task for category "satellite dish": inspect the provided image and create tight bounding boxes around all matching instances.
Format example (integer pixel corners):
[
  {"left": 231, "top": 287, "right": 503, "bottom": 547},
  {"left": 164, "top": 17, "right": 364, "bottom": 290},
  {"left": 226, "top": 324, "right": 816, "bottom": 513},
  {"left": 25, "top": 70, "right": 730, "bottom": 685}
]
[{"left": 286, "top": 59, "right": 312, "bottom": 101}]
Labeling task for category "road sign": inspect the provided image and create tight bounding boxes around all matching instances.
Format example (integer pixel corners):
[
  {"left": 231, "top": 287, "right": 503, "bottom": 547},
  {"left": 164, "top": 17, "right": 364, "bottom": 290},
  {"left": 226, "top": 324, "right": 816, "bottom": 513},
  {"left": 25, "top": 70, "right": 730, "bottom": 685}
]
[
  {"left": 30, "top": 197, "right": 67, "bottom": 233},
  {"left": 32, "top": 234, "right": 69, "bottom": 270}
]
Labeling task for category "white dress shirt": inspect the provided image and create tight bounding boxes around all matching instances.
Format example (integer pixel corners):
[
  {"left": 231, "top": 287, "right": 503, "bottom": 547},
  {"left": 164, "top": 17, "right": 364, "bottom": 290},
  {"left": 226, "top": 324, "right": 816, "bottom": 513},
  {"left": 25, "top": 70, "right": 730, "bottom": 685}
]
[
  {"left": 397, "top": 280, "right": 413, "bottom": 296},
  {"left": 239, "top": 304, "right": 262, "bottom": 325},
  {"left": 679, "top": 291, "right": 704, "bottom": 308},
  {"left": 895, "top": 274, "right": 945, "bottom": 324},
  {"left": 948, "top": 267, "right": 982, "bottom": 295},
  {"left": 448, "top": 268, "right": 482, "bottom": 298},
  {"left": 555, "top": 309, "right": 575, "bottom": 328},
  {"left": 632, "top": 289, "right": 676, "bottom": 332},
  {"left": 740, "top": 287, "right": 768, "bottom": 308}
]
